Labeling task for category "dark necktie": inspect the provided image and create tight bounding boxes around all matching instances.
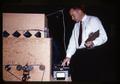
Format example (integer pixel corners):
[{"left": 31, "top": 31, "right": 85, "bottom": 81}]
[{"left": 78, "top": 21, "right": 82, "bottom": 46}]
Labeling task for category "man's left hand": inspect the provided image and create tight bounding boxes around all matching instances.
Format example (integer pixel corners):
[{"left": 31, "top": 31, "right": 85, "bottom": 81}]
[{"left": 84, "top": 41, "right": 94, "bottom": 48}]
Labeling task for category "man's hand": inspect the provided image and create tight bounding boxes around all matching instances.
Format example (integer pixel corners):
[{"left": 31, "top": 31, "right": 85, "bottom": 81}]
[
  {"left": 61, "top": 57, "right": 70, "bottom": 66},
  {"left": 84, "top": 41, "right": 94, "bottom": 48}
]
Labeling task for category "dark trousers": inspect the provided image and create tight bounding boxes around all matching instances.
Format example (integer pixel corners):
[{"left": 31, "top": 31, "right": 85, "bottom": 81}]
[{"left": 70, "top": 48, "right": 99, "bottom": 81}]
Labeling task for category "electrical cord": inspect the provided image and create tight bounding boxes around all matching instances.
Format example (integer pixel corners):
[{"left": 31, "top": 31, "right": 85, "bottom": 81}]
[
  {"left": 61, "top": 9, "right": 67, "bottom": 52},
  {"left": 4, "top": 64, "right": 46, "bottom": 81},
  {"left": 7, "top": 70, "right": 22, "bottom": 81},
  {"left": 39, "top": 64, "right": 46, "bottom": 81},
  {"left": 4, "top": 64, "right": 22, "bottom": 80},
  {"left": 41, "top": 69, "right": 45, "bottom": 81},
  {"left": 47, "top": 9, "right": 67, "bottom": 52},
  {"left": 15, "top": 28, "right": 48, "bottom": 33}
]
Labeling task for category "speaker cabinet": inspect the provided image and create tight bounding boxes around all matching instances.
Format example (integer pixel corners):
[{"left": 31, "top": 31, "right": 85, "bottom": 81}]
[{"left": 3, "top": 13, "right": 51, "bottom": 81}]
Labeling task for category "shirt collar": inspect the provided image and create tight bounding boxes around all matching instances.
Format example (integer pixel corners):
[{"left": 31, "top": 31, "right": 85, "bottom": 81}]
[{"left": 82, "top": 14, "right": 87, "bottom": 22}]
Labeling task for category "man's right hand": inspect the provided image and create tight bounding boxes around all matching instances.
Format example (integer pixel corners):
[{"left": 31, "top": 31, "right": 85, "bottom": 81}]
[{"left": 61, "top": 57, "right": 71, "bottom": 66}]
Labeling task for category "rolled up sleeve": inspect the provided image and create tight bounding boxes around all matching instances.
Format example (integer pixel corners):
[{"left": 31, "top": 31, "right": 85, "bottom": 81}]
[{"left": 92, "top": 17, "right": 108, "bottom": 46}]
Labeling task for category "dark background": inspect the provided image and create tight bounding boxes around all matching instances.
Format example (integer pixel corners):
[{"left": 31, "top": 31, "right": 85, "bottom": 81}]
[{"left": 1, "top": 0, "right": 119, "bottom": 82}]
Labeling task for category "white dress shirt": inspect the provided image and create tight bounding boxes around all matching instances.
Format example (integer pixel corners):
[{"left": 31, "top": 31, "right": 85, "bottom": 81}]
[{"left": 66, "top": 14, "right": 108, "bottom": 58}]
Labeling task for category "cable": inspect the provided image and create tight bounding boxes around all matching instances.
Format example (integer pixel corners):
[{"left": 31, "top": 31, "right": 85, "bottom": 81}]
[
  {"left": 4, "top": 64, "right": 22, "bottom": 80},
  {"left": 47, "top": 8, "right": 67, "bottom": 52},
  {"left": 47, "top": 11, "right": 59, "bottom": 17},
  {"left": 16, "top": 29, "right": 48, "bottom": 32},
  {"left": 7, "top": 71, "right": 22, "bottom": 81},
  {"left": 47, "top": 9, "right": 64, "bottom": 17},
  {"left": 41, "top": 69, "right": 45, "bottom": 81},
  {"left": 4, "top": 64, "right": 46, "bottom": 81},
  {"left": 61, "top": 10, "right": 67, "bottom": 52}
]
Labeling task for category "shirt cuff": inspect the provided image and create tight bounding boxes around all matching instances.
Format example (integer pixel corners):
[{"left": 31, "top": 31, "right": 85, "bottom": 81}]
[{"left": 66, "top": 53, "right": 72, "bottom": 58}]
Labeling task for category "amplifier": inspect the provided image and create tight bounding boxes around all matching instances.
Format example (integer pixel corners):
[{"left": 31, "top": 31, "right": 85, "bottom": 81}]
[{"left": 53, "top": 64, "right": 70, "bottom": 80}]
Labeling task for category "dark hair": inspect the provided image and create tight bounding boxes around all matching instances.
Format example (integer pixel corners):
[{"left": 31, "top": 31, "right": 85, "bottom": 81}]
[{"left": 69, "top": 4, "right": 86, "bottom": 13}]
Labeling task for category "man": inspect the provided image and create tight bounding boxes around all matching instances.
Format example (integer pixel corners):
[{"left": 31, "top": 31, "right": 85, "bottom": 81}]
[{"left": 62, "top": 6, "right": 108, "bottom": 81}]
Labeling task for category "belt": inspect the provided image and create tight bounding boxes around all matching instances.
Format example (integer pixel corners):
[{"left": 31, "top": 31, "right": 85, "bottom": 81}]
[
  {"left": 77, "top": 46, "right": 100, "bottom": 51},
  {"left": 76, "top": 48, "right": 90, "bottom": 52}
]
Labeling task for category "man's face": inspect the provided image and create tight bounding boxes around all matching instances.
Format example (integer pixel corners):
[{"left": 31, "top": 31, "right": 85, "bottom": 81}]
[{"left": 69, "top": 8, "right": 84, "bottom": 22}]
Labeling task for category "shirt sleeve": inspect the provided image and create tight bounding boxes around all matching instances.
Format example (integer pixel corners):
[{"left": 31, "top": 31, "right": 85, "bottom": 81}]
[
  {"left": 92, "top": 17, "right": 108, "bottom": 46},
  {"left": 66, "top": 25, "right": 77, "bottom": 58}
]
